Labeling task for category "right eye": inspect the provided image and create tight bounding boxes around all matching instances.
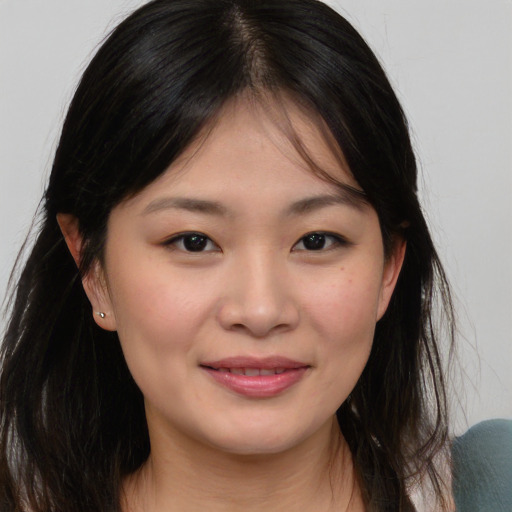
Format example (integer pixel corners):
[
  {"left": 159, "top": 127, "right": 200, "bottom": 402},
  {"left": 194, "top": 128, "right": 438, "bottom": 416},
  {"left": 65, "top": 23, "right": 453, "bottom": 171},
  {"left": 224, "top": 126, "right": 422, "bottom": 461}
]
[{"left": 163, "top": 232, "right": 220, "bottom": 253}]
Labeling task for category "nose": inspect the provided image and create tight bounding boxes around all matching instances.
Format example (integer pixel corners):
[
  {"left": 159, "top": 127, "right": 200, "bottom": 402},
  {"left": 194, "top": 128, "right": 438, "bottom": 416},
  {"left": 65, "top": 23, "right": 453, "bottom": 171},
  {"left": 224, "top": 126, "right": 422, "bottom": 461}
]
[{"left": 216, "top": 253, "right": 300, "bottom": 338}]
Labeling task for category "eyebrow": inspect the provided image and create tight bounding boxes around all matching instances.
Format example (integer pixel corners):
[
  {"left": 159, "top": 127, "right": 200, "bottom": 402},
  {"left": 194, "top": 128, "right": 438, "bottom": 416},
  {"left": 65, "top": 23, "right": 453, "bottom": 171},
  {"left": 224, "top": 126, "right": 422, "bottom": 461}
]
[
  {"left": 285, "top": 187, "right": 369, "bottom": 216},
  {"left": 142, "top": 186, "right": 369, "bottom": 218},
  {"left": 142, "top": 197, "right": 229, "bottom": 216}
]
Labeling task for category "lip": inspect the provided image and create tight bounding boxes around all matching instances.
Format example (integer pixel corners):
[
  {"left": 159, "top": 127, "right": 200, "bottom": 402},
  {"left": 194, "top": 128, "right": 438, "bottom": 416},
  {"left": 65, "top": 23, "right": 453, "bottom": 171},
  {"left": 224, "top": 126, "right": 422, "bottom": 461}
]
[
  {"left": 200, "top": 356, "right": 310, "bottom": 398},
  {"left": 202, "top": 356, "right": 308, "bottom": 370}
]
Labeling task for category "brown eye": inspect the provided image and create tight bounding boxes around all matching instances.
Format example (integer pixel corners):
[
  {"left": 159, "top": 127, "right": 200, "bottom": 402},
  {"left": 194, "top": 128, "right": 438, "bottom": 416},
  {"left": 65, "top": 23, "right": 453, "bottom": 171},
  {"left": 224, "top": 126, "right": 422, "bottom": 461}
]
[
  {"left": 302, "top": 233, "right": 327, "bottom": 250},
  {"left": 292, "top": 232, "right": 346, "bottom": 252},
  {"left": 164, "top": 232, "right": 219, "bottom": 253},
  {"left": 183, "top": 234, "right": 208, "bottom": 251}
]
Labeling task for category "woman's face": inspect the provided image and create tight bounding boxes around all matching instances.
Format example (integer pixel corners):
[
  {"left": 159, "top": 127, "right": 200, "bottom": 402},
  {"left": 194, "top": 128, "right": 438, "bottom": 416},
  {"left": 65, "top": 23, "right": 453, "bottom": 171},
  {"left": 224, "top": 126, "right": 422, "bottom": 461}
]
[{"left": 92, "top": 99, "right": 404, "bottom": 456}]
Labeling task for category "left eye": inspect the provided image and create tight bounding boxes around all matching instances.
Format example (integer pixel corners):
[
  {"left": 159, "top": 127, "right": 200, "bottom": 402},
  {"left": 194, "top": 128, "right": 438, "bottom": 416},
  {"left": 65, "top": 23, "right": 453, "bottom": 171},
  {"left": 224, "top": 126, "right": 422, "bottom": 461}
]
[
  {"left": 292, "top": 232, "right": 345, "bottom": 251},
  {"left": 164, "top": 232, "right": 219, "bottom": 252}
]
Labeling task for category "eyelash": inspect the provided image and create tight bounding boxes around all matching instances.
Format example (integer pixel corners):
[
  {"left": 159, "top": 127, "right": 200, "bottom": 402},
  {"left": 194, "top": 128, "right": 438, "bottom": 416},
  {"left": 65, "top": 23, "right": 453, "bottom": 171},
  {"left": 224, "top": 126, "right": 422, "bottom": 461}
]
[
  {"left": 292, "top": 232, "right": 349, "bottom": 252},
  {"left": 162, "top": 232, "right": 220, "bottom": 253},
  {"left": 162, "top": 231, "right": 349, "bottom": 253}
]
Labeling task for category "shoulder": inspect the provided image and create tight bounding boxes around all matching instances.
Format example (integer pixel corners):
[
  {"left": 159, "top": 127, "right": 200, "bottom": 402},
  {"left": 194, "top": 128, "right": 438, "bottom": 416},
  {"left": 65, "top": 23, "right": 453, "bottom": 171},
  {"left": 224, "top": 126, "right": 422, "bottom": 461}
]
[{"left": 452, "top": 418, "right": 512, "bottom": 511}]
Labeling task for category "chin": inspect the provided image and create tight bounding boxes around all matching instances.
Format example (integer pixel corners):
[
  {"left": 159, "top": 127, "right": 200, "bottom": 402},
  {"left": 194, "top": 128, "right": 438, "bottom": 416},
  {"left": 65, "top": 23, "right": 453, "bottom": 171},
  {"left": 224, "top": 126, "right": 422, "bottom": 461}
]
[
  {"left": 210, "top": 437, "right": 300, "bottom": 457},
  {"left": 200, "top": 416, "right": 327, "bottom": 457}
]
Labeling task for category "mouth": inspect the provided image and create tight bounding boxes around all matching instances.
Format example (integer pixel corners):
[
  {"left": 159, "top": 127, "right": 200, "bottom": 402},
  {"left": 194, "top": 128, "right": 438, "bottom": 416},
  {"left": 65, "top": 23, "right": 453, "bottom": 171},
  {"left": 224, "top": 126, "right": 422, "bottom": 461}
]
[
  {"left": 200, "top": 357, "right": 310, "bottom": 398},
  {"left": 203, "top": 367, "right": 290, "bottom": 376},
  {"left": 201, "top": 356, "right": 308, "bottom": 370}
]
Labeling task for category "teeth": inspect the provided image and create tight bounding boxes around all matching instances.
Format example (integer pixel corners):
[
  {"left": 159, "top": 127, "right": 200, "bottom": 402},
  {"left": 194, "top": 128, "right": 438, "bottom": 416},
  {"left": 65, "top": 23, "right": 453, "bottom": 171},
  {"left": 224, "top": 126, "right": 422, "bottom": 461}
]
[{"left": 214, "top": 367, "right": 290, "bottom": 375}]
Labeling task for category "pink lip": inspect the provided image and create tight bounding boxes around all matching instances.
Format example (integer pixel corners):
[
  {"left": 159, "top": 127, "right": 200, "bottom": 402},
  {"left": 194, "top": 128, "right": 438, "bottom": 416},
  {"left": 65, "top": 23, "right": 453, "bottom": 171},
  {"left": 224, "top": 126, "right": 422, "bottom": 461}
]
[
  {"left": 200, "top": 356, "right": 310, "bottom": 398},
  {"left": 202, "top": 356, "right": 307, "bottom": 369}
]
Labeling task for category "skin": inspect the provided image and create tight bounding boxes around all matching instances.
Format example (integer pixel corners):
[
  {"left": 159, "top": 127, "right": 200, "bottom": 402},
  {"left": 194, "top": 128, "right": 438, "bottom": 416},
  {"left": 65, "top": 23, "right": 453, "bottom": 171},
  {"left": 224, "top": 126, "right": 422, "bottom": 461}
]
[{"left": 59, "top": 97, "right": 405, "bottom": 512}]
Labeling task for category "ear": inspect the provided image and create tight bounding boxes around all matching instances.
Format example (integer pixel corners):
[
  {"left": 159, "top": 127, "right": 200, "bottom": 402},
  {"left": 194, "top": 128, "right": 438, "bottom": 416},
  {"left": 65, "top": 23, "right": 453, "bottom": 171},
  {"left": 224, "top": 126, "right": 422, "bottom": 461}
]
[
  {"left": 57, "top": 213, "right": 117, "bottom": 331},
  {"left": 376, "top": 236, "right": 407, "bottom": 321}
]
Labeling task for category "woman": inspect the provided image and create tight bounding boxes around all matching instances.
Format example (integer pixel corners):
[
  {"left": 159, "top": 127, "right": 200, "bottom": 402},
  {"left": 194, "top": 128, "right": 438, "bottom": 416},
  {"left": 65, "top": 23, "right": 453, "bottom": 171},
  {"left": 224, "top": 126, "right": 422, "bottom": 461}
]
[{"left": 0, "top": 0, "right": 454, "bottom": 510}]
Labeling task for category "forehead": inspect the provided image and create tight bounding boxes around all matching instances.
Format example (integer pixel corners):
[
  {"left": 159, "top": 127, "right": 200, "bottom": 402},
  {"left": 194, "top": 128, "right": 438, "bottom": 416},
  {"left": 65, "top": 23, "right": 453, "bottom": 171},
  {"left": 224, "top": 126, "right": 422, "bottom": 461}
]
[{"left": 120, "top": 96, "right": 366, "bottom": 212}]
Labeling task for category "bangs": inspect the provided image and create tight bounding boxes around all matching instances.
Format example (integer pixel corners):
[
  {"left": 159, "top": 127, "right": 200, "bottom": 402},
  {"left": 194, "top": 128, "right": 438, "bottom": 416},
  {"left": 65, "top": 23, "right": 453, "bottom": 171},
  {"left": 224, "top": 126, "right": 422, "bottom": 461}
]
[{"left": 161, "top": 87, "right": 371, "bottom": 213}]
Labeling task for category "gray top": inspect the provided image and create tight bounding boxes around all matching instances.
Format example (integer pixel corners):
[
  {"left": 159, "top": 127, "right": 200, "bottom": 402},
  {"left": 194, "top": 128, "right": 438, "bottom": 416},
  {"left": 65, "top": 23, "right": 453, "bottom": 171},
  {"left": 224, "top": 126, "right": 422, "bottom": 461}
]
[{"left": 452, "top": 419, "right": 512, "bottom": 511}]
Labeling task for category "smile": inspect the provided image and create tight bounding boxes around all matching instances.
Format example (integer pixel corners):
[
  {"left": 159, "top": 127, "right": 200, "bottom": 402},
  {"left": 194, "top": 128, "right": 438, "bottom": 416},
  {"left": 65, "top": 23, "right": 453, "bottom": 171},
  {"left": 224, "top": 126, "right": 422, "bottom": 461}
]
[
  {"left": 210, "top": 367, "right": 288, "bottom": 375},
  {"left": 200, "top": 357, "right": 310, "bottom": 398}
]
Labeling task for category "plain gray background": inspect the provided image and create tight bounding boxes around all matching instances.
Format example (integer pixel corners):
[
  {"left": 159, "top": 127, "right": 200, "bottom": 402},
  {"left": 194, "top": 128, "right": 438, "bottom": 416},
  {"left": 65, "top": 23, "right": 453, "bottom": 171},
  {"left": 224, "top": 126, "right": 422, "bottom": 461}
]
[{"left": 1, "top": 0, "right": 511, "bottom": 433}]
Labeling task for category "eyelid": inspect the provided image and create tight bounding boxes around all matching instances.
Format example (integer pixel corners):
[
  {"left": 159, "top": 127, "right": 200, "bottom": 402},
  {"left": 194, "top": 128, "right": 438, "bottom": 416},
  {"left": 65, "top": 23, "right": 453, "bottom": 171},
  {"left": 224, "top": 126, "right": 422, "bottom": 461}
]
[
  {"left": 161, "top": 231, "right": 221, "bottom": 252},
  {"left": 292, "top": 231, "right": 350, "bottom": 252}
]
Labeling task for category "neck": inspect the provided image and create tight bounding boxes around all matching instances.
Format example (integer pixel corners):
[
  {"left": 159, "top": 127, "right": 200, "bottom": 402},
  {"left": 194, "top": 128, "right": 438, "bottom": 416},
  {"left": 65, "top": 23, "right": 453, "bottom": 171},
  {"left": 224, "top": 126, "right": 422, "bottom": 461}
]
[{"left": 122, "top": 417, "right": 364, "bottom": 512}]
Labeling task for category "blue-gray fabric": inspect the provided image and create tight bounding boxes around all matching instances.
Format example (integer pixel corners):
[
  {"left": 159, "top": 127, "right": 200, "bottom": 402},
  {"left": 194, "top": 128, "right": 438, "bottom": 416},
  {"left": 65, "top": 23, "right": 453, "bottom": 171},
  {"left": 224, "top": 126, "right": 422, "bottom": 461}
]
[{"left": 452, "top": 419, "right": 512, "bottom": 511}]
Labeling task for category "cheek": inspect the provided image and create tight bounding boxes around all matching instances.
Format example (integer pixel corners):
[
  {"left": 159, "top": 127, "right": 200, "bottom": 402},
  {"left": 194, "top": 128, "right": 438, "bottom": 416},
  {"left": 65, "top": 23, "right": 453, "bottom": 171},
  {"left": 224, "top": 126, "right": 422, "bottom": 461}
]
[
  {"left": 104, "top": 260, "right": 224, "bottom": 427},
  {"left": 303, "top": 265, "right": 383, "bottom": 344},
  {"left": 301, "top": 266, "right": 383, "bottom": 403},
  {"left": 105, "top": 254, "right": 216, "bottom": 373}
]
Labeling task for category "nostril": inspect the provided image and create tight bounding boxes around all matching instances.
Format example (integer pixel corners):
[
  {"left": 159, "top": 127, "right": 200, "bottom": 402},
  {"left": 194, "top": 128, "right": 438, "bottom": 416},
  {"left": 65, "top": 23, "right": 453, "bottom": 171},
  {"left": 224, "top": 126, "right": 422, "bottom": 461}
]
[
  {"left": 216, "top": 293, "right": 300, "bottom": 337},
  {"left": 227, "top": 321, "right": 294, "bottom": 338}
]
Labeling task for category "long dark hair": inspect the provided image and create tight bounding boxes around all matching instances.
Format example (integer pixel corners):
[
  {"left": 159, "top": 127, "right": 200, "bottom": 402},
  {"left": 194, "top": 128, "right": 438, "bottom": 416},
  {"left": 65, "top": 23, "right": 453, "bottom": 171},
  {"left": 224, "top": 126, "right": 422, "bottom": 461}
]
[{"left": 0, "top": 1, "right": 454, "bottom": 510}]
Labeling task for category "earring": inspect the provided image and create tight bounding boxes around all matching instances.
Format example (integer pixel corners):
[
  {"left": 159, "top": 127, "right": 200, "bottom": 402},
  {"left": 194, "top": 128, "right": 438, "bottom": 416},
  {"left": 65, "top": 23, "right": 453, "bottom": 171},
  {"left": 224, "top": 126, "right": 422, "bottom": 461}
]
[{"left": 96, "top": 312, "right": 106, "bottom": 319}]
